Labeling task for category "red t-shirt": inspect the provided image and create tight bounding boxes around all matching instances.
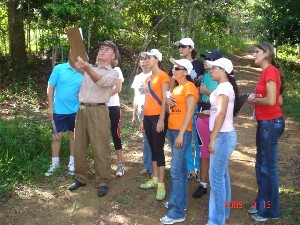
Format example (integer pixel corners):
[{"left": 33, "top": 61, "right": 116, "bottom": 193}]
[{"left": 255, "top": 65, "right": 282, "bottom": 120}]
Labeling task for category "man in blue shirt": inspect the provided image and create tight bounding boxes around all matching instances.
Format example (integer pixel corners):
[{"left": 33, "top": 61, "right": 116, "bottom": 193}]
[{"left": 45, "top": 51, "right": 83, "bottom": 176}]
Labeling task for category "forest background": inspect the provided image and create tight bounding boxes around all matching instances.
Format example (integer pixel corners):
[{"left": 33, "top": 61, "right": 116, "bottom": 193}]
[{"left": 0, "top": 0, "right": 299, "bottom": 224}]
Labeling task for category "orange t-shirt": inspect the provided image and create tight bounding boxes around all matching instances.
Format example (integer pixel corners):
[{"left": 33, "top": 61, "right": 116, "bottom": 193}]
[
  {"left": 168, "top": 82, "right": 198, "bottom": 131},
  {"left": 144, "top": 71, "right": 170, "bottom": 116}
]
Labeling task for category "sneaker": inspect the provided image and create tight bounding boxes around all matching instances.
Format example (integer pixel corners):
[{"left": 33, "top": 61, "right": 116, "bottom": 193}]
[
  {"left": 160, "top": 215, "right": 185, "bottom": 224},
  {"left": 140, "top": 168, "right": 149, "bottom": 175},
  {"left": 116, "top": 164, "right": 124, "bottom": 177},
  {"left": 247, "top": 205, "right": 258, "bottom": 214},
  {"left": 252, "top": 213, "right": 279, "bottom": 222},
  {"left": 45, "top": 164, "right": 59, "bottom": 176},
  {"left": 187, "top": 171, "right": 194, "bottom": 182},
  {"left": 192, "top": 184, "right": 207, "bottom": 199},
  {"left": 195, "top": 169, "right": 200, "bottom": 182},
  {"left": 140, "top": 179, "right": 158, "bottom": 189},
  {"left": 156, "top": 186, "right": 166, "bottom": 201},
  {"left": 68, "top": 164, "right": 74, "bottom": 176},
  {"left": 164, "top": 201, "right": 187, "bottom": 211}
]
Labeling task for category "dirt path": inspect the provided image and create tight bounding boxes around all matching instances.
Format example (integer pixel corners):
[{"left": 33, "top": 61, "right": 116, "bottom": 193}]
[{"left": 0, "top": 47, "right": 299, "bottom": 225}]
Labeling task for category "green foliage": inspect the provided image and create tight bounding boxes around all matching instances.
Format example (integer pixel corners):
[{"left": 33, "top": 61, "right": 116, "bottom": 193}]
[
  {"left": 279, "top": 59, "right": 300, "bottom": 121},
  {"left": 0, "top": 2, "right": 8, "bottom": 54},
  {"left": 0, "top": 114, "right": 51, "bottom": 197},
  {"left": 252, "top": 0, "right": 300, "bottom": 46}
]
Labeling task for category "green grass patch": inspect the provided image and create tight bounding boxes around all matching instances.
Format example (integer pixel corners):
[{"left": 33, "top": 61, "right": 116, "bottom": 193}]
[
  {"left": 0, "top": 113, "right": 51, "bottom": 197},
  {"left": 110, "top": 194, "right": 134, "bottom": 206},
  {"left": 280, "top": 187, "right": 300, "bottom": 225}
]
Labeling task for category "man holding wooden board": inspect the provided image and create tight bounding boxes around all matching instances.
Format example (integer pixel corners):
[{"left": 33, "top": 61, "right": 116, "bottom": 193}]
[{"left": 66, "top": 28, "right": 119, "bottom": 197}]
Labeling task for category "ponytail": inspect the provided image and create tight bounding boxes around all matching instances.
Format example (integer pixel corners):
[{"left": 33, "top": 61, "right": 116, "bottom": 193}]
[
  {"left": 227, "top": 73, "right": 240, "bottom": 117},
  {"left": 191, "top": 49, "right": 197, "bottom": 60},
  {"left": 186, "top": 75, "right": 193, "bottom": 82},
  {"left": 279, "top": 74, "right": 284, "bottom": 95},
  {"left": 158, "top": 61, "right": 166, "bottom": 72}
]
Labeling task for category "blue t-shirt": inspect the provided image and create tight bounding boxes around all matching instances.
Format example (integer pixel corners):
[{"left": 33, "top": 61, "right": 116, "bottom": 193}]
[
  {"left": 48, "top": 62, "right": 83, "bottom": 114},
  {"left": 201, "top": 71, "right": 218, "bottom": 102}
]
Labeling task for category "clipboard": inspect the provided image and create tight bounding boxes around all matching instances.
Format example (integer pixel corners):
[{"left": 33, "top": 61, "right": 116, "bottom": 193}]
[{"left": 66, "top": 27, "right": 89, "bottom": 62}]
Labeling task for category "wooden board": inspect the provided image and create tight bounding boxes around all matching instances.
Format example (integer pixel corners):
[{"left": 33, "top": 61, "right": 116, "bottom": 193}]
[{"left": 66, "top": 27, "right": 89, "bottom": 62}]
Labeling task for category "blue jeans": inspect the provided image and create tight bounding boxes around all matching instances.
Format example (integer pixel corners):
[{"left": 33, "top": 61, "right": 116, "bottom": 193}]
[
  {"left": 207, "top": 131, "right": 237, "bottom": 225},
  {"left": 185, "top": 106, "right": 200, "bottom": 171},
  {"left": 167, "top": 130, "right": 191, "bottom": 219},
  {"left": 142, "top": 132, "right": 152, "bottom": 173},
  {"left": 255, "top": 117, "right": 285, "bottom": 218},
  {"left": 138, "top": 110, "right": 153, "bottom": 173}
]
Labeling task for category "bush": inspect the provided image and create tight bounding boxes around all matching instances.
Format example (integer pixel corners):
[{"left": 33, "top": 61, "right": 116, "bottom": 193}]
[{"left": 0, "top": 113, "right": 51, "bottom": 197}]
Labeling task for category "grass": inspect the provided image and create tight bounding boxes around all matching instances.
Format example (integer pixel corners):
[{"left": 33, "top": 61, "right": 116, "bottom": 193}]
[
  {"left": 280, "top": 187, "right": 300, "bottom": 224},
  {"left": 0, "top": 114, "right": 51, "bottom": 197}
]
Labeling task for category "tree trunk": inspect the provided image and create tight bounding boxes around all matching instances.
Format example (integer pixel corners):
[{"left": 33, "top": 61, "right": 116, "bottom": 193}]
[{"left": 7, "top": 0, "right": 27, "bottom": 62}]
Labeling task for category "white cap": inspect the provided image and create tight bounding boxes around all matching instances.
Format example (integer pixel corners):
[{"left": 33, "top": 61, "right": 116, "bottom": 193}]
[
  {"left": 170, "top": 58, "right": 193, "bottom": 75},
  {"left": 206, "top": 58, "right": 233, "bottom": 74},
  {"left": 140, "top": 49, "right": 162, "bottom": 62},
  {"left": 173, "top": 38, "right": 195, "bottom": 48}
]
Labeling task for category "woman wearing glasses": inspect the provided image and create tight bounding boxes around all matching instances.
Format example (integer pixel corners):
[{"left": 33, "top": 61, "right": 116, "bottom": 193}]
[
  {"left": 170, "top": 38, "right": 205, "bottom": 183},
  {"left": 160, "top": 58, "right": 198, "bottom": 224}
]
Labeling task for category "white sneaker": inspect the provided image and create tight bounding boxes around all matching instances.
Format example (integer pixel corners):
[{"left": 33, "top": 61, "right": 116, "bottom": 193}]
[
  {"left": 160, "top": 215, "right": 186, "bottom": 224},
  {"left": 68, "top": 164, "right": 74, "bottom": 176},
  {"left": 45, "top": 164, "right": 59, "bottom": 176},
  {"left": 116, "top": 164, "right": 124, "bottom": 177}
]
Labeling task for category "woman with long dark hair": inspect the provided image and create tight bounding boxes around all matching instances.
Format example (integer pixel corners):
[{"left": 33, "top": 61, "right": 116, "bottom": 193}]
[
  {"left": 247, "top": 43, "right": 285, "bottom": 222},
  {"left": 205, "top": 58, "right": 239, "bottom": 225}
]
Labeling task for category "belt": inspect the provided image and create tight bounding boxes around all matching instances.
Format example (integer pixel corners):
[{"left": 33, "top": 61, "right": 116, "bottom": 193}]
[{"left": 80, "top": 102, "right": 105, "bottom": 106}]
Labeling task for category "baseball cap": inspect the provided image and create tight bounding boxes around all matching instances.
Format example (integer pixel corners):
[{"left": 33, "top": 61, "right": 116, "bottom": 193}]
[
  {"left": 206, "top": 58, "right": 233, "bottom": 74},
  {"left": 173, "top": 38, "right": 195, "bottom": 48},
  {"left": 200, "top": 50, "right": 222, "bottom": 61},
  {"left": 170, "top": 58, "right": 193, "bottom": 75},
  {"left": 140, "top": 49, "right": 162, "bottom": 62},
  {"left": 99, "top": 40, "right": 120, "bottom": 58}
]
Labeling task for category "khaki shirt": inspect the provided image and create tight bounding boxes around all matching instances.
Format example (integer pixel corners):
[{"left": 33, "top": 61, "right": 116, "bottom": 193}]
[{"left": 79, "top": 65, "right": 119, "bottom": 103}]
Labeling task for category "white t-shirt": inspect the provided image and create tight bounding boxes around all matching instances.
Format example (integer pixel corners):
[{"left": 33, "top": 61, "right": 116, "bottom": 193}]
[
  {"left": 209, "top": 82, "right": 235, "bottom": 132},
  {"left": 131, "top": 71, "right": 152, "bottom": 118},
  {"left": 107, "top": 67, "right": 124, "bottom": 107}
]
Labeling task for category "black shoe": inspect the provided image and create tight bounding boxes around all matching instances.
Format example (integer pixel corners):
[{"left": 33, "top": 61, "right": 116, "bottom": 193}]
[
  {"left": 68, "top": 179, "right": 86, "bottom": 191},
  {"left": 192, "top": 184, "right": 207, "bottom": 199},
  {"left": 98, "top": 186, "right": 108, "bottom": 197}
]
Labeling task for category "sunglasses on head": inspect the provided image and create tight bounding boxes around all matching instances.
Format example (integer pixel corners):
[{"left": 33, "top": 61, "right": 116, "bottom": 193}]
[
  {"left": 173, "top": 66, "right": 187, "bottom": 71},
  {"left": 178, "top": 45, "right": 188, "bottom": 49}
]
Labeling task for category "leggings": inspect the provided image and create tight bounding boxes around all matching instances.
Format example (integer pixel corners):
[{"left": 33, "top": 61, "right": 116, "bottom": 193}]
[
  {"left": 143, "top": 115, "right": 167, "bottom": 166},
  {"left": 108, "top": 106, "right": 122, "bottom": 150}
]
